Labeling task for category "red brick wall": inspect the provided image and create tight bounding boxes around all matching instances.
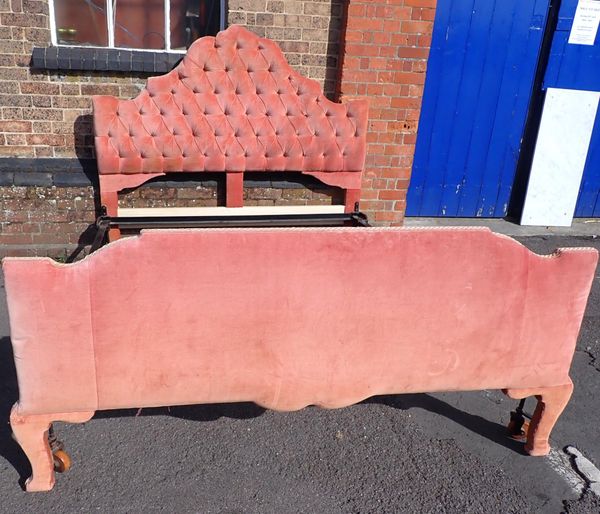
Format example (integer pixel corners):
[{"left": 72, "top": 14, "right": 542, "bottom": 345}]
[
  {"left": 0, "top": 0, "right": 438, "bottom": 256},
  {"left": 339, "top": 0, "right": 436, "bottom": 225},
  {"left": 0, "top": 180, "right": 342, "bottom": 259}
]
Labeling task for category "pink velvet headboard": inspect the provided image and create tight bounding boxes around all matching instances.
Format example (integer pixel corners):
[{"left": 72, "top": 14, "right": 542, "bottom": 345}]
[{"left": 92, "top": 25, "right": 369, "bottom": 219}]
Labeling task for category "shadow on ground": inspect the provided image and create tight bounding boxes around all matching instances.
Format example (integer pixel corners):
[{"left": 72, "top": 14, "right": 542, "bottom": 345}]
[{"left": 366, "top": 393, "right": 525, "bottom": 454}]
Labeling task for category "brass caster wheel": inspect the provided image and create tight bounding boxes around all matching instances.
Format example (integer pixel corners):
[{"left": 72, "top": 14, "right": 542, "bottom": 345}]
[
  {"left": 53, "top": 449, "right": 72, "bottom": 473},
  {"left": 507, "top": 415, "right": 529, "bottom": 442}
]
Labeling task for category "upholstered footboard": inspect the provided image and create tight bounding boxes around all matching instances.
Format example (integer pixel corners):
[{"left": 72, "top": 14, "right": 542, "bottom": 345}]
[{"left": 3, "top": 227, "right": 597, "bottom": 491}]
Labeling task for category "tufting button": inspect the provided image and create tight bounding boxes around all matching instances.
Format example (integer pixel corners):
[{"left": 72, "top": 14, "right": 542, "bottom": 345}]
[
  {"left": 283, "top": 152, "right": 288, "bottom": 157},
  {"left": 171, "top": 88, "right": 176, "bottom": 94},
  {"left": 203, "top": 152, "right": 208, "bottom": 157},
  {"left": 108, "top": 131, "right": 113, "bottom": 137}
]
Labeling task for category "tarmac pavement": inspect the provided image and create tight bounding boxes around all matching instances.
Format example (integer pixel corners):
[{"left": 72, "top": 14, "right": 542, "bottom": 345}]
[{"left": 0, "top": 234, "right": 599, "bottom": 513}]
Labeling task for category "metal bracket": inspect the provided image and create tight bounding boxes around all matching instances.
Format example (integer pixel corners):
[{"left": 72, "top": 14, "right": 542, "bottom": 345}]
[{"left": 90, "top": 209, "right": 370, "bottom": 253}]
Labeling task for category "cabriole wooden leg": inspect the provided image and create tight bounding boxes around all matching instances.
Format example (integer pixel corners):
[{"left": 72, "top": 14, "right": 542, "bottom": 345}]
[
  {"left": 10, "top": 404, "right": 94, "bottom": 492},
  {"left": 503, "top": 380, "right": 573, "bottom": 456},
  {"left": 10, "top": 407, "right": 54, "bottom": 492}
]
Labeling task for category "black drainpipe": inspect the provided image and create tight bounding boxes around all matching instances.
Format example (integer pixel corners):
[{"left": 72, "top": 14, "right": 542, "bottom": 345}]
[{"left": 506, "top": 0, "right": 562, "bottom": 221}]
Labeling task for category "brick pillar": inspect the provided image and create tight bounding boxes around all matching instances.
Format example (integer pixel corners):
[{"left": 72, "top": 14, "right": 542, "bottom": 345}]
[{"left": 339, "top": 0, "right": 436, "bottom": 225}]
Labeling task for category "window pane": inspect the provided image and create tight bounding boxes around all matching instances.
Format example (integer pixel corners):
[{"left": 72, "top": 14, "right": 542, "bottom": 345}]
[
  {"left": 54, "top": 0, "right": 108, "bottom": 46},
  {"left": 170, "top": 0, "right": 221, "bottom": 51},
  {"left": 114, "top": 0, "right": 165, "bottom": 50}
]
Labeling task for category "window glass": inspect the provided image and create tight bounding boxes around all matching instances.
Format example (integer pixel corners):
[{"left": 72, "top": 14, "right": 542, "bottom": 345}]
[
  {"left": 114, "top": 0, "right": 166, "bottom": 50},
  {"left": 51, "top": 0, "right": 222, "bottom": 51},
  {"left": 54, "top": 0, "right": 108, "bottom": 46},
  {"left": 170, "top": 0, "right": 221, "bottom": 50}
]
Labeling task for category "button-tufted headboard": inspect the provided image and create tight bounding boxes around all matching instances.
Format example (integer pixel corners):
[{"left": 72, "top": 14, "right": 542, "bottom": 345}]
[{"left": 92, "top": 25, "right": 368, "bottom": 232}]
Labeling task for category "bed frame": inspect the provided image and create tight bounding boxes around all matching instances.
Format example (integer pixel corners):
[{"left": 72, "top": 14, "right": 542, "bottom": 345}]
[
  {"left": 92, "top": 25, "right": 368, "bottom": 240},
  {"left": 3, "top": 227, "right": 597, "bottom": 491}
]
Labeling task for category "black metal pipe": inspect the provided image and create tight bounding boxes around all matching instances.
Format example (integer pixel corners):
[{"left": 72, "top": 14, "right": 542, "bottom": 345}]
[{"left": 507, "top": 0, "right": 562, "bottom": 220}]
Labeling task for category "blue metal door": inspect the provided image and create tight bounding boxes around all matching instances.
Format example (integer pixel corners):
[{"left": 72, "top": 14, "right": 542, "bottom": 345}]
[
  {"left": 543, "top": 0, "right": 600, "bottom": 217},
  {"left": 406, "top": 0, "right": 550, "bottom": 217}
]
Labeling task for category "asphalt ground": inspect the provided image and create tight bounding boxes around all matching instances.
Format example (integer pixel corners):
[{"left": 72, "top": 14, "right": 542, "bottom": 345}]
[{"left": 0, "top": 234, "right": 599, "bottom": 513}]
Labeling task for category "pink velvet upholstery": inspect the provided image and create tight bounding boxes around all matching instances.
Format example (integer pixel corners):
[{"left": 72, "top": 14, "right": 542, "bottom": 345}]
[
  {"left": 92, "top": 25, "right": 368, "bottom": 222},
  {"left": 3, "top": 227, "right": 598, "bottom": 491}
]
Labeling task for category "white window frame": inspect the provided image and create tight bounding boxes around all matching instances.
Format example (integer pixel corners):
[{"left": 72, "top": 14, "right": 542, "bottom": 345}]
[{"left": 48, "top": 0, "right": 225, "bottom": 54}]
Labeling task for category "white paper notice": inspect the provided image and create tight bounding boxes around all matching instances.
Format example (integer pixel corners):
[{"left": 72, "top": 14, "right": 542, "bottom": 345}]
[{"left": 569, "top": 0, "right": 600, "bottom": 45}]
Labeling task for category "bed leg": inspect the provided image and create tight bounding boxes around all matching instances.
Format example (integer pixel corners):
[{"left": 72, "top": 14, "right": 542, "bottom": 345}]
[
  {"left": 503, "top": 380, "right": 573, "bottom": 456},
  {"left": 10, "top": 405, "right": 94, "bottom": 492},
  {"left": 100, "top": 190, "right": 121, "bottom": 241},
  {"left": 226, "top": 172, "right": 244, "bottom": 208},
  {"left": 344, "top": 188, "right": 361, "bottom": 213}
]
